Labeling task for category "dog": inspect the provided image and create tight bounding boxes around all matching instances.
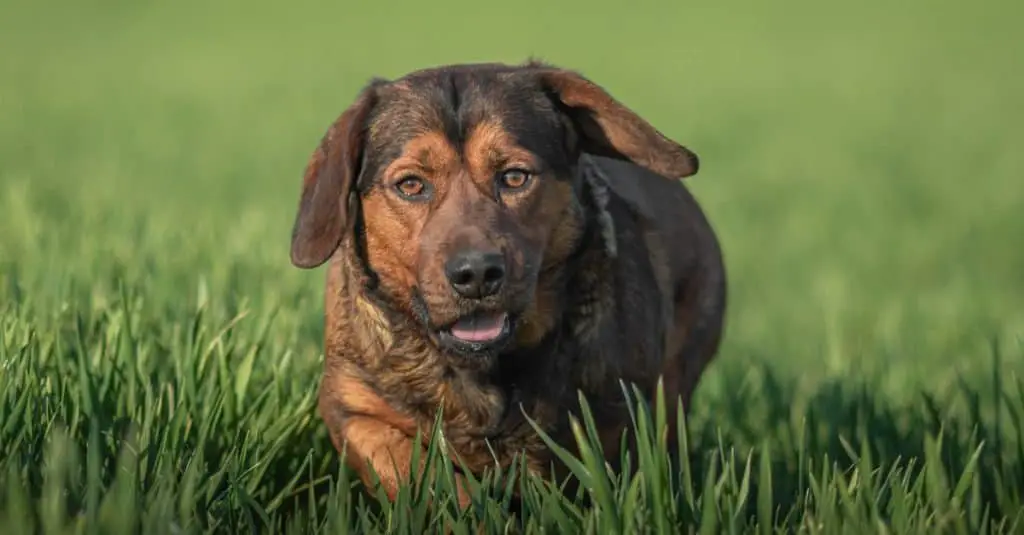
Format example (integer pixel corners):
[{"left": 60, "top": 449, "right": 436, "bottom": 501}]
[{"left": 288, "top": 60, "right": 726, "bottom": 506}]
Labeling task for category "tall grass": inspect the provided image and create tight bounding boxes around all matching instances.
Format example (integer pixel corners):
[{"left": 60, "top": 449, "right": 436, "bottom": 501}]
[{"left": 1, "top": 292, "right": 1021, "bottom": 533}]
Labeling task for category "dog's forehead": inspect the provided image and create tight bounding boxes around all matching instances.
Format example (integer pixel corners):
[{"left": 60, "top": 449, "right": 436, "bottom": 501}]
[
  {"left": 364, "top": 66, "right": 567, "bottom": 167},
  {"left": 392, "top": 62, "right": 535, "bottom": 88},
  {"left": 376, "top": 69, "right": 543, "bottom": 125}
]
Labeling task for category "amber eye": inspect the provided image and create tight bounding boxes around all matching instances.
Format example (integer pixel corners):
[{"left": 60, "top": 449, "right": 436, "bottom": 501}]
[
  {"left": 394, "top": 176, "right": 431, "bottom": 200},
  {"left": 498, "top": 169, "right": 531, "bottom": 190}
]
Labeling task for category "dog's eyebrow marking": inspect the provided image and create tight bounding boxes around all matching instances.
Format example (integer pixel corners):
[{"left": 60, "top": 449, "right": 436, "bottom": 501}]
[
  {"left": 407, "top": 145, "right": 441, "bottom": 173},
  {"left": 463, "top": 120, "right": 536, "bottom": 178},
  {"left": 385, "top": 131, "right": 460, "bottom": 177}
]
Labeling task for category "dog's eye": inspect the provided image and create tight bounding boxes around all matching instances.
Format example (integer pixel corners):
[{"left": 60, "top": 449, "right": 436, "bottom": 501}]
[
  {"left": 498, "top": 169, "right": 531, "bottom": 190},
  {"left": 394, "top": 176, "right": 430, "bottom": 200}
]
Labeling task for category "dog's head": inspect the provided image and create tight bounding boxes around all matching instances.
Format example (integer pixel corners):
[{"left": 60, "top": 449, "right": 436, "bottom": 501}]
[{"left": 290, "top": 61, "right": 699, "bottom": 366}]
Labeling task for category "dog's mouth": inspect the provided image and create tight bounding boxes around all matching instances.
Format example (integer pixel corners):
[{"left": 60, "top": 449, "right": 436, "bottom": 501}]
[{"left": 437, "top": 311, "right": 514, "bottom": 353}]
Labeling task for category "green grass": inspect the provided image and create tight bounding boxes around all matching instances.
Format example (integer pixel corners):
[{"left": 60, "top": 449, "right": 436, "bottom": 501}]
[{"left": 1, "top": 0, "right": 1023, "bottom": 532}]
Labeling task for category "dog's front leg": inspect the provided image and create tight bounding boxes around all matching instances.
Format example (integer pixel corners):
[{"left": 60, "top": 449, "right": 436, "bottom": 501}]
[{"left": 334, "top": 415, "right": 473, "bottom": 509}]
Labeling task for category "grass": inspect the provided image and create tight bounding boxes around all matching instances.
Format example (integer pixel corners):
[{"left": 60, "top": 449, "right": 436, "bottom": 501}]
[{"left": 1, "top": 0, "right": 1023, "bottom": 532}]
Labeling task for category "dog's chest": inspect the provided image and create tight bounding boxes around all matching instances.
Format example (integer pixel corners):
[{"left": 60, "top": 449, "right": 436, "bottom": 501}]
[{"left": 437, "top": 350, "right": 575, "bottom": 472}]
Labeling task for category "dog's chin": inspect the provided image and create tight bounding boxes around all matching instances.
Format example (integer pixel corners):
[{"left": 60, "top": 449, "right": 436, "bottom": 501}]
[{"left": 434, "top": 311, "right": 516, "bottom": 362}]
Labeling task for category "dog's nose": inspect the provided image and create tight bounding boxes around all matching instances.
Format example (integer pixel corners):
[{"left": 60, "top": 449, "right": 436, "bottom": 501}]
[{"left": 445, "top": 250, "right": 506, "bottom": 299}]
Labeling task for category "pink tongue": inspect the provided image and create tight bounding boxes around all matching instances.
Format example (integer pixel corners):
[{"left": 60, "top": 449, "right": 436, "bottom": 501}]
[{"left": 450, "top": 313, "right": 507, "bottom": 342}]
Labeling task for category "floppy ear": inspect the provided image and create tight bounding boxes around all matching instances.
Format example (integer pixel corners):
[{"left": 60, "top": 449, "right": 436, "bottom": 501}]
[
  {"left": 290, "top": 87, "right": 378, "bottom": 269},
  {"left": 536, "top": 67, "right": 699, "bottom": 179}
]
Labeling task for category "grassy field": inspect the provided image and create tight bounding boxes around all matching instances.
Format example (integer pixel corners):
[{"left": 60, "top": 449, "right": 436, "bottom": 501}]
[{"left": 2, "top": 0, "right": 1023, "bottom": 532}]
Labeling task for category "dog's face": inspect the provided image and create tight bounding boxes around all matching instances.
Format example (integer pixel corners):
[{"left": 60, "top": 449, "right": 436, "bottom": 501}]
[
  {"left": 290, "top": 62, "right": 699, "bottom": 365},
  {"left": 357, "top": 77, "right": 583, "bottom": 359}
]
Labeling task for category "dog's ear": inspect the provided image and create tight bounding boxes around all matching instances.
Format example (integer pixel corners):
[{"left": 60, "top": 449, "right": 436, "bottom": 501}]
[
  {"left": 536, "top": 67, "right": 699, "bottom": 179},
  {"left": 290, "top": 85, "right": 379, "bottom": 269}
]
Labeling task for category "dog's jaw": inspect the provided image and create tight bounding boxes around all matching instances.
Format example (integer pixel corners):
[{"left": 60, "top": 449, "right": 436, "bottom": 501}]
[{"left": 406, "top": 285, "right": 526, "bottom": 367}]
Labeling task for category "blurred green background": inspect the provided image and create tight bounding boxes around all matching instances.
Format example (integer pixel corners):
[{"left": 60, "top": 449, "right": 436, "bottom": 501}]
[{"left": 2, "top": 0, "right": 1022, "bottom": 402}]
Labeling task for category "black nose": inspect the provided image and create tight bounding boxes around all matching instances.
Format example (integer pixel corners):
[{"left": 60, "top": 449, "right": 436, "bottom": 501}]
[{"left": 444, "top": 250, "right": 506, "bottom": 299}]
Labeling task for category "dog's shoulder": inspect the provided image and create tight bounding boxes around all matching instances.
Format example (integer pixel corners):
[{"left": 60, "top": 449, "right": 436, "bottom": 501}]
[
  {"left": 583, "top": 154, "right": 720, "bottom": 286},
  {"left": 582, "top": 155, "right": 695, "bottom": 229}
]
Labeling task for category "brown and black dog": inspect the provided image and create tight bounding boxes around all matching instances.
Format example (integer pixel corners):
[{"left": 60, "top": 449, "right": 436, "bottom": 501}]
[{"left": 289, "top": 60, "right": 726, "bottom": 506}]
